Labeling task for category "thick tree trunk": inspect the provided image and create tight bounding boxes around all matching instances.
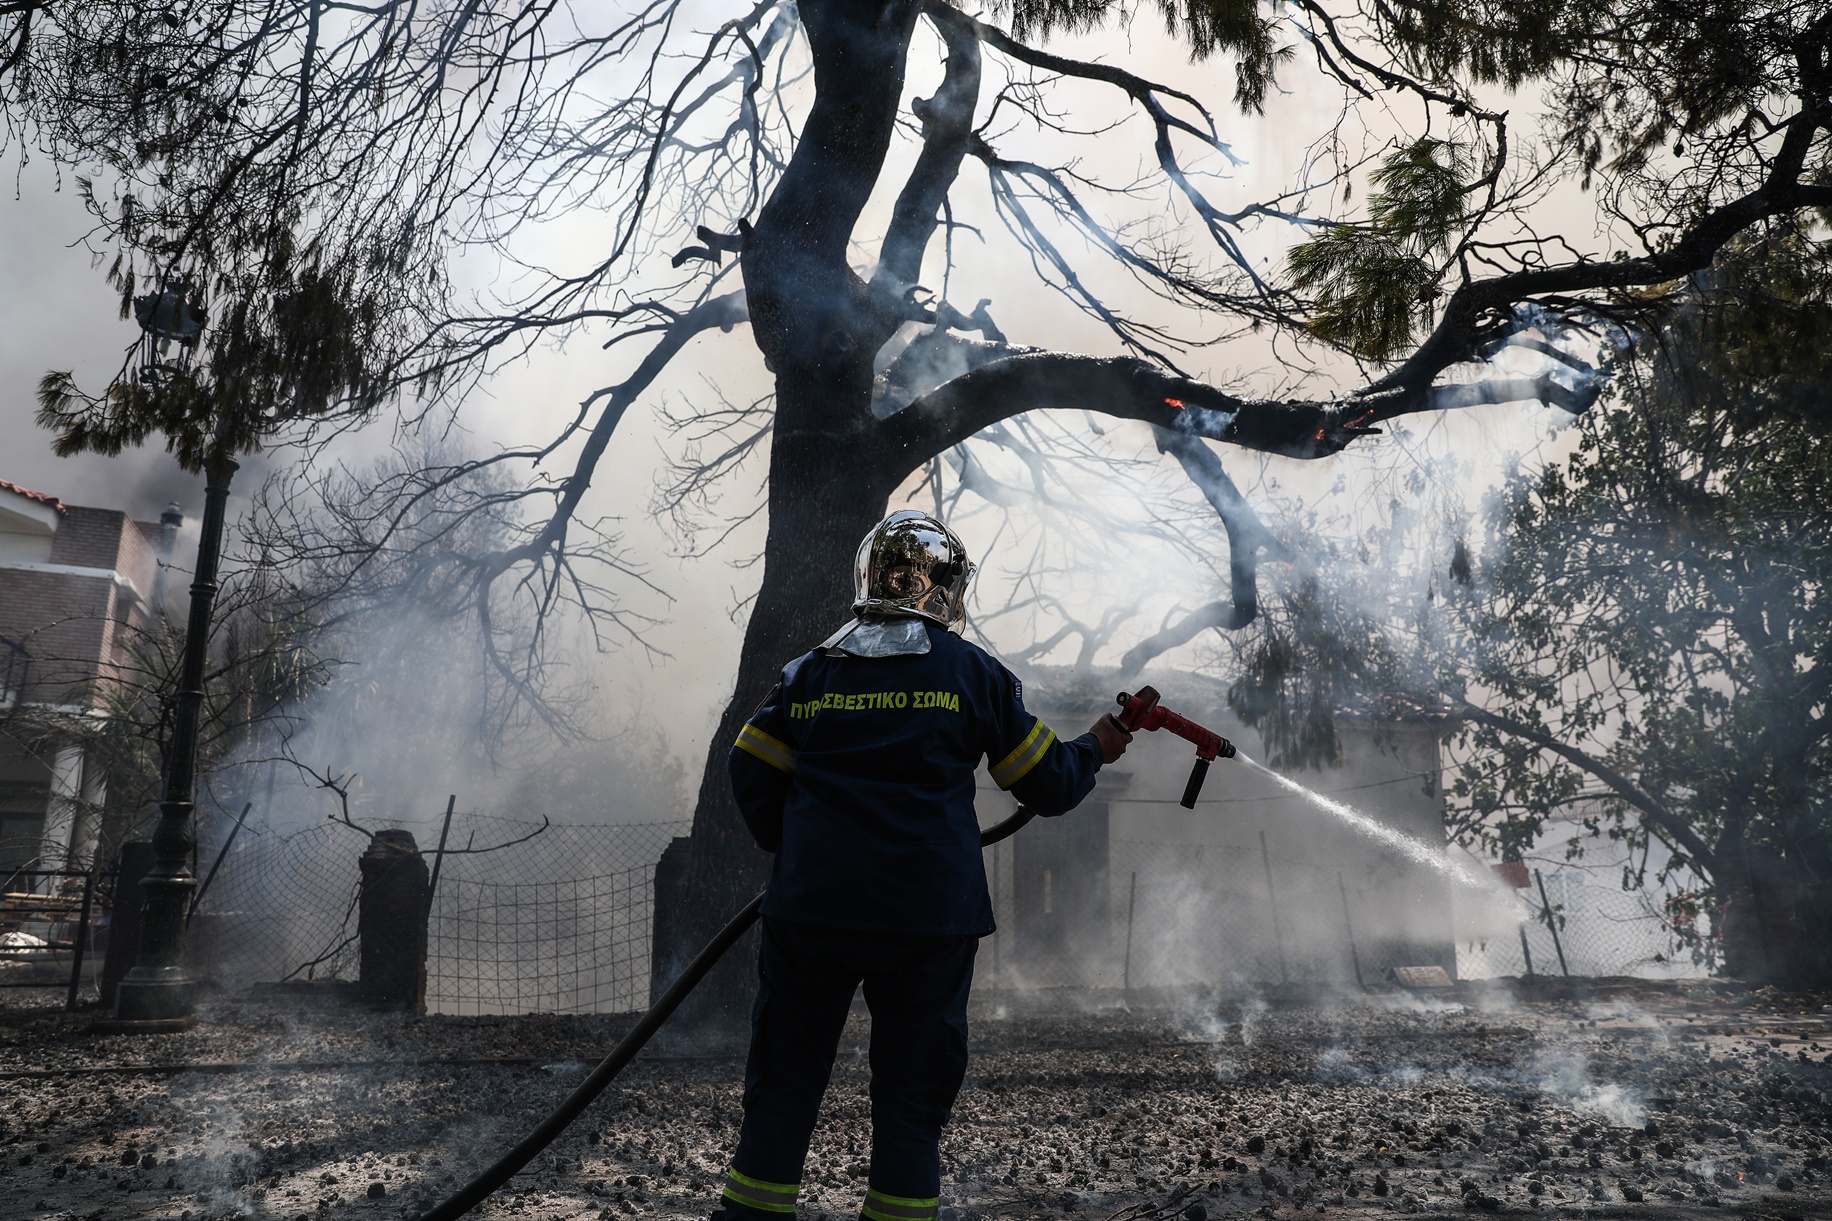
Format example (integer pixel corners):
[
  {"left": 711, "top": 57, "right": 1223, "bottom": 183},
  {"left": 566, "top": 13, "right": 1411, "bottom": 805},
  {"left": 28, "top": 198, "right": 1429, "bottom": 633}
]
[
  {"left": 1719, "top": 844, "right": 1832, "bottom": 988},
  {"left": 659, "top": 0, "right": 920, "bottom": 1039},
  {"left": 664, "top": 396, "right": 901, "bottom": 1037}
]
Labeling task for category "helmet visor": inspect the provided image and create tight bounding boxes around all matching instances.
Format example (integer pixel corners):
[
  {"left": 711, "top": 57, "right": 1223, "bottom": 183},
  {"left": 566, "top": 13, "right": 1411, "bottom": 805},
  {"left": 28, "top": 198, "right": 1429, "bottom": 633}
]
[{"left": 854, "top": 511, "right": 973, "bottom": 627}]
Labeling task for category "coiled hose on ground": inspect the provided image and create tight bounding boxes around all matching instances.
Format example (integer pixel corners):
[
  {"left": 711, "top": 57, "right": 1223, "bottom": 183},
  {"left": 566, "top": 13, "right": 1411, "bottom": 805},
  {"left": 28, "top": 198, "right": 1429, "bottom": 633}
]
[{"left": 416, "top": 806, "right": 1038, "bottom": 1221}]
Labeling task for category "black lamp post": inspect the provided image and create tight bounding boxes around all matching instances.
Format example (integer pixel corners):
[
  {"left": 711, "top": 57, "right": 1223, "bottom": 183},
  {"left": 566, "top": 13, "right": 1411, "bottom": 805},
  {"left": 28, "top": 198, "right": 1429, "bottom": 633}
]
[{"left": 109, "top": 278, "right": 232, "bottom": 1028}]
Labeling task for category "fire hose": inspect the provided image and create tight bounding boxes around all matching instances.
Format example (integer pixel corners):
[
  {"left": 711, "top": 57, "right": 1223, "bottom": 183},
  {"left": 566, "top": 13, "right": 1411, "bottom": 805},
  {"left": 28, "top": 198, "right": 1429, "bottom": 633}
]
[
  {"left": 418, "top": 689, "right": 1232, "bottom": 1221},
  {"left": 415, "top": 806, "right": 1039, "bottom": 1220}
]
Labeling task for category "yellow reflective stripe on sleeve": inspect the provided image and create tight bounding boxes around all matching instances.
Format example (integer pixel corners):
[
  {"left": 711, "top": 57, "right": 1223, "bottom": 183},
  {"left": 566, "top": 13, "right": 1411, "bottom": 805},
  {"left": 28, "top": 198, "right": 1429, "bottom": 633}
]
[
  {"left": 990, "top": 717, "right": 1056, "bottom": 789},
  {"left": 734, "top": 723, "right": 796, "bottom": 774},
  {"left": 863, "top": 1188, "right": 940, "bottom": 1221},
  {"left": 723, "top": 1169, "right": 800, "bottom": 1214}
]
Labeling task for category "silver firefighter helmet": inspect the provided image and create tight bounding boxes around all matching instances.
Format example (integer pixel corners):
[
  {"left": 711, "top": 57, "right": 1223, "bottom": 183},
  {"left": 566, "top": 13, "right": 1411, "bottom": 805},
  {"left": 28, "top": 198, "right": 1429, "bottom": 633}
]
[{"left": 852, "top": 509, "right": 976, "bottom": 628}]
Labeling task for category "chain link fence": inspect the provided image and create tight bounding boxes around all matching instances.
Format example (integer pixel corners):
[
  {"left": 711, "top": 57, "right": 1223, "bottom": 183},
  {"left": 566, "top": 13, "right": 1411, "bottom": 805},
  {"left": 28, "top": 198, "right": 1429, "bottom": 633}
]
[
  {"left": 1456, "top": 853, "right": 1710, "bottom": 981},
  {"left": 63, "top": 800, "right": 1706, "bottom": 1017},
  {"left": 190, "top": 813, "right": 688, "bottom": 1015}
]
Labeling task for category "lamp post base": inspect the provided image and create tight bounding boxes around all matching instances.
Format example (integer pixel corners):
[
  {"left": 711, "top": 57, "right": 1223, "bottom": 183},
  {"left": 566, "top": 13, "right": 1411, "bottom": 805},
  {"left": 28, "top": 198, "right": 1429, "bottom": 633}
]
[
  {"left": 90, "top": 1014, "right": 197, "bottom": 1034},
  {"left": 110, "top": 967, "right": 196, "bottom": 1026}
]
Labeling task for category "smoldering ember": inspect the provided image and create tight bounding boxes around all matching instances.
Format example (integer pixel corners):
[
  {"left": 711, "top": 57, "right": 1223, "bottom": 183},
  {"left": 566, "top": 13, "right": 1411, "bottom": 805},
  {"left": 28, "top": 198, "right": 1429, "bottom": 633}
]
[{"left": 1, "top": 981, "right": 1830, "bottom": 1221}]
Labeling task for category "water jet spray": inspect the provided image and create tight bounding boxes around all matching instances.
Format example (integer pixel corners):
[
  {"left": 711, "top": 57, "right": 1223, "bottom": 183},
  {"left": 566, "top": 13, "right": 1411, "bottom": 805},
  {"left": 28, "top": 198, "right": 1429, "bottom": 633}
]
[{"left": 1114, "top": 687, "right": 1494, "bottom": 892}]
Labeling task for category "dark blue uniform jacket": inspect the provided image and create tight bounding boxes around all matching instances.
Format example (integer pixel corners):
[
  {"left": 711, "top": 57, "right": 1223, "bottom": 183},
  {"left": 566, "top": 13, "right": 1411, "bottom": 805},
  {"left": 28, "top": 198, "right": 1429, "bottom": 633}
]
[{"left": 729, "top": 622, "right": 1102, "bottom": 936}]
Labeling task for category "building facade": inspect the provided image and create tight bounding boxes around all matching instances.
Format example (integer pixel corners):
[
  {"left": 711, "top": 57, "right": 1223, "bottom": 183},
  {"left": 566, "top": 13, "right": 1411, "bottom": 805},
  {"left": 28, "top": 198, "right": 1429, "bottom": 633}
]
[{"left": 0, "top": 480, "right": 179, "bottom": 874}]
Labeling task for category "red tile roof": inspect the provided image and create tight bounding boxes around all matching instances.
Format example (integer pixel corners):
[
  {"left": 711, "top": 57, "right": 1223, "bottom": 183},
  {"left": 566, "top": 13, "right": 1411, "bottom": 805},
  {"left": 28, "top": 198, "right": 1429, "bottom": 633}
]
[{"left": 0, "top": 479, "right": 67, "bottom": 514}]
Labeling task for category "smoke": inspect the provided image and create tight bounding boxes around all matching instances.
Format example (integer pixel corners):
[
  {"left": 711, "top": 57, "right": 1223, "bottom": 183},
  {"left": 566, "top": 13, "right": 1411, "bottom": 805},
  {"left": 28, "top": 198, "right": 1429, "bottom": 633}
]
[
  {"left": 1581, "top": 998, "right": 1667, "bottom": 1031},
  {"left": 226, "top": 608, "right": 682, "bottom": 838},
  {"left": 1373, "top": 989, "right": 1466, "bottom": 1015},
  {"left": 1529, "top": 1048, "right": 1649, "bottom": 1129},
  {"left": 1236, "top": 992, "right": 1268, "bottom": 1048},
  {"left": 174, "top": 449, "right": 692, "bottom": 999},
  {"left": 1165, "top": 991, "right": 1252, "bottom": 1082},
  {"left": 1430, "top": 305, "right": 1631, "bottom": 415},
  {"left": 200, "top": 524, "right": 682, "bottom": 842}
]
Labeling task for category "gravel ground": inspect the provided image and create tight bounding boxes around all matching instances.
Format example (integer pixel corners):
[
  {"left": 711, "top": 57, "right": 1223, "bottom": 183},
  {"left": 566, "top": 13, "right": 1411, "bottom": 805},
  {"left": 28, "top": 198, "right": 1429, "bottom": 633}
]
[{"left": 1, "top": 979, "right": 1828, "bottom": 1221}]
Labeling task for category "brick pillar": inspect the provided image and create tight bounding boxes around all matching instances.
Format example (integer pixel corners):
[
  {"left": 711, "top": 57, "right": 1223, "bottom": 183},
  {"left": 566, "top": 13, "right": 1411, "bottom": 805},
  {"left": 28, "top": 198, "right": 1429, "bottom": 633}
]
[{"left": 358, "top": 830, "right": 429, "bottom": 1011}]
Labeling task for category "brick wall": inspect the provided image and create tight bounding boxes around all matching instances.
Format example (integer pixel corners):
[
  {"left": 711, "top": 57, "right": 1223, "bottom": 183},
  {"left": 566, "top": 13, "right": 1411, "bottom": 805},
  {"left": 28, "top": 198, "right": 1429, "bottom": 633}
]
[
  {"left": 2, "top": 507, "right": 164, "bottom": 709},
  {"left": 48, "top": 506, "right": 130, "bottom": 569},
  {"left": 130, "top": 520, "right": 164, "bottom": 594},
  {"left": 0, "top": 569, "right": 114, "bottom": 704}
]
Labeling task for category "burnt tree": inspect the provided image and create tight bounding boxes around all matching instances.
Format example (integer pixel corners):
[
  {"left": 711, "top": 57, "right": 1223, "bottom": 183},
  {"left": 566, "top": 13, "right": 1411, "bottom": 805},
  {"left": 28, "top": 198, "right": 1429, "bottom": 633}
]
[
  {"left": 657, "top": 0, "right": 1832, "bottom": 1021},
  {"left": 7, "top": 0, "right": 1832, "bottom": 1014}
]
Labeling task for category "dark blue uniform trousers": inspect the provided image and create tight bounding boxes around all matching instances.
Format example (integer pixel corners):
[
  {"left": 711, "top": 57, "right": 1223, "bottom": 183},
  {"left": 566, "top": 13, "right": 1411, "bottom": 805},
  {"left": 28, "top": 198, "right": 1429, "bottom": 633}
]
[{"left": 724, "top": 917, "right": 978, "bottom": 1221}]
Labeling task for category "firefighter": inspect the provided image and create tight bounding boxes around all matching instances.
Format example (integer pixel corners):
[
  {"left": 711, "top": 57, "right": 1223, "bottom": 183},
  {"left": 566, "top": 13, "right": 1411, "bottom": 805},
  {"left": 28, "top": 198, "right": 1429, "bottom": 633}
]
[{"left": 717, "top": 509, "right": 1131, "bottom": 1221}]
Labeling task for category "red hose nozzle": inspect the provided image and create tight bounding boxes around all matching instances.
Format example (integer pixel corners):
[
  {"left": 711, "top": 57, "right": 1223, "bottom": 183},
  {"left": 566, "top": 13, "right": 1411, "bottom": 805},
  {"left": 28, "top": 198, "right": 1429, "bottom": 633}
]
[{"left": 1115, "top": 687, "right": 1236, "bottom": 808}]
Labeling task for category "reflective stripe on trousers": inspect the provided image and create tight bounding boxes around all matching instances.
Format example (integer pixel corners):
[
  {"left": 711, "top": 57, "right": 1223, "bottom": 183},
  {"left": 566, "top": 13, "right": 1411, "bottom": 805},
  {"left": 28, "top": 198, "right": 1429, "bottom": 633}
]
[
  {"left": 864, "top": 1186, "right": 941, "bottom": 1221},
  {"left": 723, "top": 1168, "right": 799, "bottom": 1214}
]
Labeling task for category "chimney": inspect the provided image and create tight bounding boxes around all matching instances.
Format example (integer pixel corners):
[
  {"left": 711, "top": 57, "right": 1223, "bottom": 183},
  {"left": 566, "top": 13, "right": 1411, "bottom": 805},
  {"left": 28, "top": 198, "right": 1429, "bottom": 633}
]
[{"left": 151, "top": 501, "right": 184, "bottom": 613}]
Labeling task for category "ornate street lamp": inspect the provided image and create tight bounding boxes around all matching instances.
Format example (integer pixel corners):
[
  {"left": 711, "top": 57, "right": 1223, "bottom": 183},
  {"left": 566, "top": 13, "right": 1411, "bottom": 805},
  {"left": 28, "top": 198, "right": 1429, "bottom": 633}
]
[
  {"left": 39, "top": 254, "right": 382, "bottom": 1029},
  {"left": 108, "top": 278, "right": 235, "bottom": 1029},
  {"left": 131, "top": 276, "right": 207, "bottom": 388}
]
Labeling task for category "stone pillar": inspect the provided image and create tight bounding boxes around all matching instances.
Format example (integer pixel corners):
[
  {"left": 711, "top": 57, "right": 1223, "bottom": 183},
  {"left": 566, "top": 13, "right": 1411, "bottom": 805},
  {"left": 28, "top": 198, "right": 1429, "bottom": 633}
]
[
  {"left": 649, "top": 836, "right": 692, "bottom": 1006},
  {"left": 100, "top": 842, "right": 156, "bottom": 1010},
  {"left": 68, "top": 748, "right": 106, "bottom": 871},
  {"left": 358, "top": 830, "right": 430, "bottom": 1011}
]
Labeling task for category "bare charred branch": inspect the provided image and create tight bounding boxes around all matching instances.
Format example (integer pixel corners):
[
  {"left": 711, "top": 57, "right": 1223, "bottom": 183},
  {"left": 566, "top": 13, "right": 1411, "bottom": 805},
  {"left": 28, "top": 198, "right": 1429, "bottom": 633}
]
[
  {"left": 1113, "top": 427, "right": 1283, "bottom": 676},
  {"left": 1454, "top": 701, "right": 1720, "bottom": 872},
  {"left": 886, "top": 351, "right": 1394, "bottom": 471},
  {"left": 672, "top": 222, "right": 751, "bottom": 268},
  {"left": 1371, "top": 105, "right": 1832, "bottom": 399},
  {"left": 873, "top": 329, "right": 1034, "bottom": 417},
  {"left": 425, "top": 814, "right": 551, "bottom": 855},
  {"left": 474, "top": 290, "right": 749, "bottom": 582},
  {"left": 871, "top": 1, "right": 982, "bottom": 302},
  {"left": 961, "top": 10, "right": 1323, "bottom": 296}
]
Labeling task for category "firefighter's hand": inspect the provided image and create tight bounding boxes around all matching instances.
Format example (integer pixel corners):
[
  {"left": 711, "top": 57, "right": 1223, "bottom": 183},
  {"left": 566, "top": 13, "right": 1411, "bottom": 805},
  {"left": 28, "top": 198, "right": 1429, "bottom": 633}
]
[{"left": 1090, "top": 713, "right": 1132, "bottom": 764}]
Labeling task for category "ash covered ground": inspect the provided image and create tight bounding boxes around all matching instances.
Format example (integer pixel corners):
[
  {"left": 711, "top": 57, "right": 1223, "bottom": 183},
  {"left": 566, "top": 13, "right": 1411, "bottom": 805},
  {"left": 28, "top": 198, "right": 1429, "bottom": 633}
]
[{"left": 2, "top": 980, "right": 1829, "bottom": 1221}]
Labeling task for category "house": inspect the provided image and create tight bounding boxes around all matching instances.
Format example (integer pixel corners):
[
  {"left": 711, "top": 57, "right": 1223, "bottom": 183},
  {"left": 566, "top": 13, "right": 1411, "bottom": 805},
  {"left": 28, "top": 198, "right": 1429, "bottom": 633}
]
[
  {"left": 976, "top": 666, "right": 1459, "bottom": 994},
  {"left": 0, "top": 480, "right": 179, "bottom": 874}
]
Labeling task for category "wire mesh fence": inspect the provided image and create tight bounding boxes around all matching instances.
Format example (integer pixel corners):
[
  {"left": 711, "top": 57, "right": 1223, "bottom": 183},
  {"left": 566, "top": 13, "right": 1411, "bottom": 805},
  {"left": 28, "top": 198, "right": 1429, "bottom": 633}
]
[
  {"left": 191, "top": 813, "right": 689, "bottom": 1015},
  {"left": 155, "top": 800, "right": 1711, "bottom": 1016},
  {"left": 1456, "top": 853, "right": 1710, "bottom": 981},
  {"left": 429, "top": 870, "right": 652, "bottom": 1015}
]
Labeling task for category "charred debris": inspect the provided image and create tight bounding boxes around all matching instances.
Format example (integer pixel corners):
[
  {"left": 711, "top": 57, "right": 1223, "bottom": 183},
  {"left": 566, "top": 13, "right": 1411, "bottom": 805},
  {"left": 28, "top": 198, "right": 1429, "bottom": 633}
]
[{"left": 1, "top": 978, "right": 1828, "bottom": 1220}]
